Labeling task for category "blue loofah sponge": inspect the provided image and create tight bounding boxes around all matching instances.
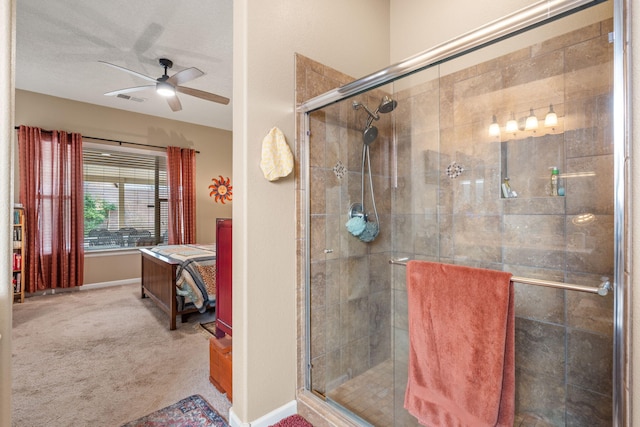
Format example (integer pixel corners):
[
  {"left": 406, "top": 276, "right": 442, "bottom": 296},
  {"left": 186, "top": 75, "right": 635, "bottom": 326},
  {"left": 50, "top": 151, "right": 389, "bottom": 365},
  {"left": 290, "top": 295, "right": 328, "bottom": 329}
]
[
  {"left": 345, "top": 217, "right": 366, "bottom": 236},
  {"left": 359, "top": 221, "right": 379, "bottom": 242}
]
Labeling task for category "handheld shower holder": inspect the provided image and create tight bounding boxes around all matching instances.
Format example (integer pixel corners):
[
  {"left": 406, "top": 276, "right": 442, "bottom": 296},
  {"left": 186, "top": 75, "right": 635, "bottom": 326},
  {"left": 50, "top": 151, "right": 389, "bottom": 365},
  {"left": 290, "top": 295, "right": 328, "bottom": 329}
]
[{"left": 348, "top": 202, "right": 367, "bottom": 221}]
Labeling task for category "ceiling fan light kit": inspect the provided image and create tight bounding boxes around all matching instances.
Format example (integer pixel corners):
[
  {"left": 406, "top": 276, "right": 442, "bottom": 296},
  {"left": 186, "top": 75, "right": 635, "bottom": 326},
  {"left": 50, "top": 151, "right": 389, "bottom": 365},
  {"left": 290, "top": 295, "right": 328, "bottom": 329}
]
[
  {"left": 100, "top": 57, "right": 229, "bottom": 112},
  {"left": 156, "top": 81, "right": 176, "bottom": 97}
]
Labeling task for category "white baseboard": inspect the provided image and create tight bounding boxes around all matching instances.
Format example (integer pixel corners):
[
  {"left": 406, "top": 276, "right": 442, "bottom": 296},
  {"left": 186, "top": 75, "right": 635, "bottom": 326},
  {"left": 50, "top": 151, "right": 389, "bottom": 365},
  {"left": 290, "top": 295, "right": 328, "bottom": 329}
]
[
  {"left": 80, "top": 278, "right": 139, "bottom": 290},
  {"left": 229, "top": 408, "right": 249, "bottom": 427},
  {"left": 24, "top": 279, "right": 139, "bottom": 297},
  {"left": 229, "top": 401, "right": 297, "bottom": 427}
]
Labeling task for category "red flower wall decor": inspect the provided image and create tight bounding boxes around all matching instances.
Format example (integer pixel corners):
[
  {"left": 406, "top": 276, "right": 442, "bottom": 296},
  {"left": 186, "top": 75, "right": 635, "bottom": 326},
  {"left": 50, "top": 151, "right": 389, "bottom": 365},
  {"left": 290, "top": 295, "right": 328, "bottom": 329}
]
[{"left": 209, "top": 176, "right": 233, "bottom": 204}]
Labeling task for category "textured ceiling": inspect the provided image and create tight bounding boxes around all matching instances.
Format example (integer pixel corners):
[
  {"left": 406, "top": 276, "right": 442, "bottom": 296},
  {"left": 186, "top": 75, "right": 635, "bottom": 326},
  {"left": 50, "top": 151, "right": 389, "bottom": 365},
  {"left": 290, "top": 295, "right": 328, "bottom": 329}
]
[{"left": 16, "top": 0, "right": 233, "bottom": 130}]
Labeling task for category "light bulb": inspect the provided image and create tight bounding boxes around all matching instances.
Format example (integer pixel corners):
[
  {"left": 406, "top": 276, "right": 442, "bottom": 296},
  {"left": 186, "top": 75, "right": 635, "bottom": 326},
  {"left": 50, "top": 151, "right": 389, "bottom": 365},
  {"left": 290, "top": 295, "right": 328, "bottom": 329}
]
[
  {"left": 156, "top": 81, "right": 176, "bottom": 97},
  {"left": 489, "top": 115, "right": 501, "bottom": 136},
  {"left": 545, "top": 104, "right": 558, "bottom": 127},
  {"left": 505, "top": 113, "right": 518, "bottom": 133},
  {"left": 525, "top": 108, "right": 538, "bottom": 130}
]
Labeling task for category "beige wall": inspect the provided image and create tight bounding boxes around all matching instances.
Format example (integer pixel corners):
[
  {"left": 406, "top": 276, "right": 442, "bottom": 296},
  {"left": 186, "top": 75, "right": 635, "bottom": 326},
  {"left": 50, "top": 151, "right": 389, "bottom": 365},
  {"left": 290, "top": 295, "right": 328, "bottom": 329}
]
[
  {"left": 14, "top": 89, "right": 232, "bottom": 285},
  {"left": 0, "top": 1, "right": 15, "bottom": 426},
  {"left": 232, "top": 0, "right": 390, "bottom": 423}
]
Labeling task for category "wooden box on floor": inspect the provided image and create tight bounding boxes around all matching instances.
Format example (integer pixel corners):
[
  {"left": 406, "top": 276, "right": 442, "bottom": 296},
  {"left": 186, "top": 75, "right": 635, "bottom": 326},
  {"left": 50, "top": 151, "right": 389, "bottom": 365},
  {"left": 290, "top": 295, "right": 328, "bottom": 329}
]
[{"left": 209, "top": 335, "right": 232, "bottom": 402}]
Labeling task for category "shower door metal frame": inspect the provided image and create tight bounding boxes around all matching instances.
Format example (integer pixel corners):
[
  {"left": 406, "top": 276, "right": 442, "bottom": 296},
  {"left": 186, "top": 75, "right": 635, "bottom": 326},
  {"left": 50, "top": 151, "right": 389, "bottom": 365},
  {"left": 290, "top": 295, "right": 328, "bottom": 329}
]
[{"left": 298, "top": 0, "right": 629, "bottom": 425}]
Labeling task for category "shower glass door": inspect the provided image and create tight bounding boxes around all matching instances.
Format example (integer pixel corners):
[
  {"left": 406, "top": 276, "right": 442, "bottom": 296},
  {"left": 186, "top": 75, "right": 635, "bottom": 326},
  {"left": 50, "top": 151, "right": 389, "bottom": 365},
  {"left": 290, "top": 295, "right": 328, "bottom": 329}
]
[
  {"left": 304, "top": 4, "right": 615, "bottom": 426},
  {"left": 307, "top": 88, "right": 397, "bottom": 426}
]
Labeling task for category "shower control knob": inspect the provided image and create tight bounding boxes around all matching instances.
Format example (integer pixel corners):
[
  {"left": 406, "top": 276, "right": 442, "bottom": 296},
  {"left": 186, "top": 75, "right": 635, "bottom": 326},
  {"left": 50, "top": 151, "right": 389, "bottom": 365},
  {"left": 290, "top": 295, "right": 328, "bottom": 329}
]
[{"left": 324, "top": 249, "right": 333, "bottom": 254}]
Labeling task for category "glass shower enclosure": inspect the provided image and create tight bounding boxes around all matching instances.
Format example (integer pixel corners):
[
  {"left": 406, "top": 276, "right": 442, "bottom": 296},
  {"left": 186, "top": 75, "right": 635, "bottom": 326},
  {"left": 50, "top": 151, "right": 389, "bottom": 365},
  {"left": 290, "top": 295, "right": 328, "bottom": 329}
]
[{"left": 300, "top": 1, "right": 622, "bottom": 426}]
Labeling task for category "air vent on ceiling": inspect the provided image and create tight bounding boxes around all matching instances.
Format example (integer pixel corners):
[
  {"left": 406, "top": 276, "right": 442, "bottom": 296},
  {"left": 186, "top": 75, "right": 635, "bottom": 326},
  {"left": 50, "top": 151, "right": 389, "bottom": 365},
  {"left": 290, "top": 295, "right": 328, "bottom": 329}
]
[{"left": 116, "top": 94, "right": 144, "bottom": 103}]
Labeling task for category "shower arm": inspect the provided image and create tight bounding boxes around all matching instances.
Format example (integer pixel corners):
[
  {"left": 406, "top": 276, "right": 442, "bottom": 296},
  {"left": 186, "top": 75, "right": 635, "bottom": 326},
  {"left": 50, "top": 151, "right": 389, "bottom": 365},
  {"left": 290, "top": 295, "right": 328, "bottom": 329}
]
[{"left": 353, "top": 101, "right": 380, "bottom": 123}]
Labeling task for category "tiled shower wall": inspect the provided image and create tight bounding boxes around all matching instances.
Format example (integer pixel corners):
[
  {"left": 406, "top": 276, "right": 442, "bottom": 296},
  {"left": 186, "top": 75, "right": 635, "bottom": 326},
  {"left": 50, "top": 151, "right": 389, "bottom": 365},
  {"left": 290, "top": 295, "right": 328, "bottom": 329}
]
[
  {"left": 392, "top": 19, "right": 614, "bottom": 426},
  {"left": 303, "top": 70, "right": 395, "bottom": 395},
  {"left": 296, "top": 17, "right": 614, "bottom": 427}
]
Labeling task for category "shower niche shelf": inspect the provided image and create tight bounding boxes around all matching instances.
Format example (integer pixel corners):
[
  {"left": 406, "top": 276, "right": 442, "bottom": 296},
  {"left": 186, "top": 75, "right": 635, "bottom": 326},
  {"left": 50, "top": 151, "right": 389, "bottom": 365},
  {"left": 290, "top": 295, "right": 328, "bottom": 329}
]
[
  {"left": 501, "top": 196, "right": 566, "bottom": 215},
  {"left": 500, "top": 136, "right": 565, "bottom": 201}
]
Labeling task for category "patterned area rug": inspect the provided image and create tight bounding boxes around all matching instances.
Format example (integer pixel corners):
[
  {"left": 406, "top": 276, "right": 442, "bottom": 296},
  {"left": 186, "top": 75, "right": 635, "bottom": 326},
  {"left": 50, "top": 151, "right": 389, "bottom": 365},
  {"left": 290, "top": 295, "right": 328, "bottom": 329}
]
[
  {"left": 269, "top": 414, "right": 314, "bottom": 427},
  {"left": 121, "top": 395, "right": 228, "bottom": 427}
]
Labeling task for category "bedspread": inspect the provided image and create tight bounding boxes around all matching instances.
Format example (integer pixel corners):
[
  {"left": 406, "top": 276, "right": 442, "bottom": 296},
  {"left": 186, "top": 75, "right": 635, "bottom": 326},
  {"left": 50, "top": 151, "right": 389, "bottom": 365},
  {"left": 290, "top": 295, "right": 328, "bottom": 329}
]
[{"left": 149, "top": 244, "right": 217, "bottom": 312}]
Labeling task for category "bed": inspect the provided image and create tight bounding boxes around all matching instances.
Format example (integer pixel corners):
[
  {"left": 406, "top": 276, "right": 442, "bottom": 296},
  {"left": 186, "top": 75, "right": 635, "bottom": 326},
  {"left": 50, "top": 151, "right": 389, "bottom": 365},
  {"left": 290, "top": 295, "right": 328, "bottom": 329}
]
[{"left": 140, "top": 244, "right": 217, "bottom": 330}]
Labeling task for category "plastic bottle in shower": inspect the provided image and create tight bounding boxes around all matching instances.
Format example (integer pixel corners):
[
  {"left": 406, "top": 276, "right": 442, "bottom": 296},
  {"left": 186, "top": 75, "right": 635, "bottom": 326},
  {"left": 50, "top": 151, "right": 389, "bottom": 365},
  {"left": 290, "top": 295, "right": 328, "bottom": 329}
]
[{"left": 550, "top": 167, "right": 559, "bottom": 196}]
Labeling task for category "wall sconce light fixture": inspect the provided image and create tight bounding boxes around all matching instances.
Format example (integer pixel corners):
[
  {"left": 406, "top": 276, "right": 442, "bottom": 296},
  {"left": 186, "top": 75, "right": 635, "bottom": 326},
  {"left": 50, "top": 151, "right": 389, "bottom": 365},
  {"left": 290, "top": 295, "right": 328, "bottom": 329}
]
[
  {"left": 544, "top": 104, "right": 558, "bottom": 128},
  {"left": 489, "top": 104, "right": 561, "bottom": 138},
  {"left": 489, "top": 115, "right": 501, "bottom": 136},
  {"left": 505, "top": 113, "right": 518, "bottom": 134},
  {"left": 525, "top": 108, "right": 539, "bottom": 131}
]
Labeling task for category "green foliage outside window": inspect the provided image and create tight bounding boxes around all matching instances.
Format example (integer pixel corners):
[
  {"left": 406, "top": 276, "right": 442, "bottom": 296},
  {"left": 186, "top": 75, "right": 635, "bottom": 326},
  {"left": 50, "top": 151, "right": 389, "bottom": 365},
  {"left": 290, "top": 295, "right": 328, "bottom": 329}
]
[{"left": 84, "top": 194, "right": 116, "bottom": 234}]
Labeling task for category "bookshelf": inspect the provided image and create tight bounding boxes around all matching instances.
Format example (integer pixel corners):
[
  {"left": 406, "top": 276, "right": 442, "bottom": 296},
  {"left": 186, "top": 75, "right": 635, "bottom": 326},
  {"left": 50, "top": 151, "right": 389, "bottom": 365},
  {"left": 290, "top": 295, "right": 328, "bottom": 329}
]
[{"left": 12, "top": 206, "right": 25, "bottom": 303}]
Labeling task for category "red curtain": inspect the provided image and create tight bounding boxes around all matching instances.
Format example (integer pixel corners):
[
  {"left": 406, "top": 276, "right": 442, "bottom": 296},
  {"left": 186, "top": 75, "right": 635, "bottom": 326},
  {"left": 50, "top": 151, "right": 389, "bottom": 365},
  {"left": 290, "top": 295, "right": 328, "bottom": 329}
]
[
  {"left": 167, "top": 146, "right": 196, "bottom": 244},
  {"left": 18, "top": 126, "right": 84, "bottom": 291}
]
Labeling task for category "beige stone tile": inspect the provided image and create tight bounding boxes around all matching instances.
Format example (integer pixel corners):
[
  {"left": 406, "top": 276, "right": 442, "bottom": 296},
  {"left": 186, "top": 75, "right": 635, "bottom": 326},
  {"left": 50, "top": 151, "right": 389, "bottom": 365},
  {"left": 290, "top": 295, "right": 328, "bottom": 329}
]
[
  {"left": 453, "top": 213, "right": 503, "bottom": 263},
  {"left": 504, "top": 50, "right": 565, "bottom": 89},
  {"left": 565, "top": 95, "right": 613, "bottom": 159},
  {"left": 393, "top": 289, "right": 408, "bottom": 332},
  {"left": 309, "top": 215, "right": 326, "bottom": 262},
  {"left": 565, "top": 155, "right": 613, "bottom": 215},
  {"left": 514, "top": 281, "right": 565, "bottom": 324},
  {"left": 502, "top": 196, "right": 566, "bottom": 215},
  {"left": 566, "top": 283, "right": 614, "bottom": 336},
  {"left": 309, "top": 166, "right": 326, "bottom": 215},
  {"left": 531, "top": 22, "right": 601, "bottom": 58},
  {"left": 565, "top": 214, "right": 614, "bottom": 275},
  {"left": 503, "top": 214, "right": 566, "bottom": 270},
  {"left": 567, "top": 329, "right": 613, "bottom": 394},
  {"left": 309, "top": 112, "right": 327, "bottom": 168},
  {"left": 516, "top": 367, "right": 566, "bottom": 426},
  {"left": 565, "top": 384, "right": 613, "bottom": 427}
]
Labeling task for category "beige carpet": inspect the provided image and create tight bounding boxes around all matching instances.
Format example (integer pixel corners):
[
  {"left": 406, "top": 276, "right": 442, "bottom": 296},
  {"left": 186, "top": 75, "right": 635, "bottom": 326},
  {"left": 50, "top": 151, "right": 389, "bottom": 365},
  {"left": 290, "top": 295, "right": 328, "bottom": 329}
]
[{"left": 11, "top": 283, "right": 231, "bottom": 426}]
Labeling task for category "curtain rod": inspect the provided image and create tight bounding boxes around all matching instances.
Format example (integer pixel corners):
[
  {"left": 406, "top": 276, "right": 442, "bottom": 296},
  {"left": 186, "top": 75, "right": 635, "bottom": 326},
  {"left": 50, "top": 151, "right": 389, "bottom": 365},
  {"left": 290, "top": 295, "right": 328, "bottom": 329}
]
[
  {"left": 388, "top": 258, "right": 612, "bottom": 296},
  {"left": 14, "top": 126, "right": 200, "bottom": 154}
]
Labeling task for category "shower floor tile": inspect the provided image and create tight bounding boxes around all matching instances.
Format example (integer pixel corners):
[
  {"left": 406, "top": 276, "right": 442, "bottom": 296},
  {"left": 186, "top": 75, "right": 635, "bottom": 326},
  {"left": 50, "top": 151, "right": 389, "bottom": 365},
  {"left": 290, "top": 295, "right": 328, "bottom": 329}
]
[
  {"left": 326, "top": 360, "right": 557, "bottom": 426},
  {"left": 326, "top": 359, "right": 419, "bottom": 427}
]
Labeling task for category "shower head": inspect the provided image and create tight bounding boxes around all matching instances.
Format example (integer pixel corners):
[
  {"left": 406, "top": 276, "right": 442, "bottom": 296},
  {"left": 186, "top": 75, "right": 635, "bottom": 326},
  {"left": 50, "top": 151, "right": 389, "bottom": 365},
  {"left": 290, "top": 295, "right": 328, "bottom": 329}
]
[
  {"left": 353, "top": 96, "right": 398, "bottom": 120},
  {"left": 354, "top": 96, "right": 397, "bottom": 145},
  {"left": 363, "top": 125, "right": 378, "bottom": 145},
  {"left": 377, "top": 95, "right": 397, "bottom": 114}
]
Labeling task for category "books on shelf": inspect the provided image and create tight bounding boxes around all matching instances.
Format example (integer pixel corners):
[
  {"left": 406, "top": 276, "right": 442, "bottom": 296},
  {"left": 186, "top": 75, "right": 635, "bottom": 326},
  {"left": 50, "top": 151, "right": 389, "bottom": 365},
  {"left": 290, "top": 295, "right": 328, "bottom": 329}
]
[
  {"left": 12, "top": 206, "right": 25, "bottom": 302},
  {"left": 13, "top": 227, "right": 22, "bottom": 247},
  {"left": 13, "top": 272, "right": 21, "bottom": 293},
  {"left": 13, "top": 253, "right": 22, "bottom": 271}
]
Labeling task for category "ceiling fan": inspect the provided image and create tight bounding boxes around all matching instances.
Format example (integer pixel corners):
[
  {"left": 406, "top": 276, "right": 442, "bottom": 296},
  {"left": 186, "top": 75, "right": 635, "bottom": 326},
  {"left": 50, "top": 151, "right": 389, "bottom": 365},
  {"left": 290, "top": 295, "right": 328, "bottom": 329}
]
[{"left": 99, "top": 58, "right": 230, "bottom": 112}]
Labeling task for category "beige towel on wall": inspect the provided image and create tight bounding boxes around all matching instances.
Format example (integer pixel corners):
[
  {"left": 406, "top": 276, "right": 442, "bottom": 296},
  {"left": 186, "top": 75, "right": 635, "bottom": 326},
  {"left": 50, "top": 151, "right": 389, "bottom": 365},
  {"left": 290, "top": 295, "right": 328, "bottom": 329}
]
[{"left": 260, "top": 127, "right": 293, "bottom": 181}]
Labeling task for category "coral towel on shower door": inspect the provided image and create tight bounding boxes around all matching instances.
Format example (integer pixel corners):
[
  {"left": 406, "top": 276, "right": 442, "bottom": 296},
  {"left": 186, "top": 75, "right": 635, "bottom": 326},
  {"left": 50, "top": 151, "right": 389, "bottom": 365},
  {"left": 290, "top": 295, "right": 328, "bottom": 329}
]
[{"left": 404, "top": 261, "right": 515, "bottom": 427}]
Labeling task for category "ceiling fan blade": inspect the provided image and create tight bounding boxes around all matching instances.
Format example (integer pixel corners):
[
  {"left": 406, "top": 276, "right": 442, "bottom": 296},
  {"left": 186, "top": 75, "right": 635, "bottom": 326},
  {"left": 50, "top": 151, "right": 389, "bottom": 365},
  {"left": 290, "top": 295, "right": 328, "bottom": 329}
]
[
  {"left": 167, "top": 67, "right": 204, "bottom": 86},
  {"left": 98, "top": 61, "right": 157, "bottom": 83},
  {"left": 104, "top": 85, "right": 154, "bottom": 96},
  {"left": 166, "top": 95, "right": 182, "bottom": 112},
  {"left": 176, "top": 86, "right": 230, "bottom": 105}
]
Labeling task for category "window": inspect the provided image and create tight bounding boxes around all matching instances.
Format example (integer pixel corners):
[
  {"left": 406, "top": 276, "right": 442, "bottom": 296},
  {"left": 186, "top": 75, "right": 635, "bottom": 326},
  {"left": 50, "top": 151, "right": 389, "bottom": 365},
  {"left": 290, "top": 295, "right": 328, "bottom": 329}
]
[{"left": 83, "top": 145, "right": 167, "bottom": 250}]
